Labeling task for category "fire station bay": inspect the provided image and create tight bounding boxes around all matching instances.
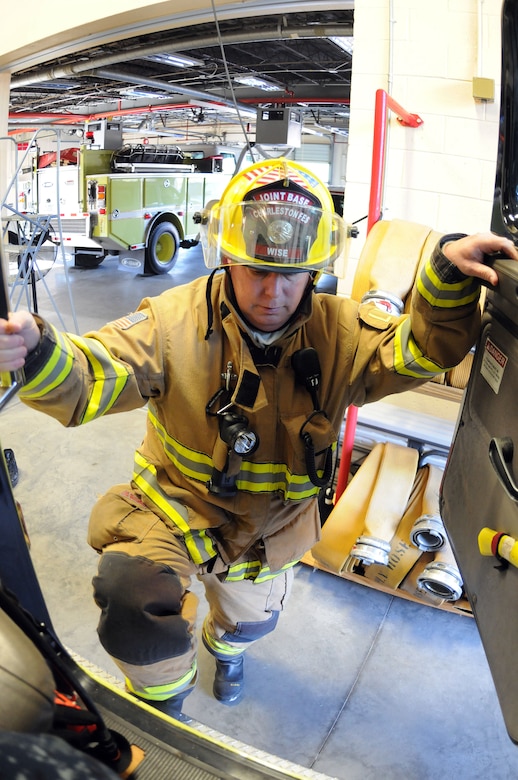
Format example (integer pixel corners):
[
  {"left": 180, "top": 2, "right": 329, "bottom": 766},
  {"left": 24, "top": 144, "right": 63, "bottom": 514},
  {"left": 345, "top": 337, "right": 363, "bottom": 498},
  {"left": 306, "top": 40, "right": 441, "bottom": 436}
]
[{"left": 2, "top": 2, "right": 518, "bottom": 779}]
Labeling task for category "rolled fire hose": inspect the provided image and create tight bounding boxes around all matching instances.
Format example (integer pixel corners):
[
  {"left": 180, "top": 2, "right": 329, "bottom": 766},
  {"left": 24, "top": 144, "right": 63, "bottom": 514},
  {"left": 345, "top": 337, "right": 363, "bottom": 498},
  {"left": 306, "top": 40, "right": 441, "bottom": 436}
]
[
  {"left": 351, "top": 219, "right": 437, "bottom": 304},
  {"left": 412, "top": 465, "right": 463, "bottom": 601},
  {"left": 355, "top": 220, "right": 436, "bottom": 319},
  {"left": 416, "top": 542, "right": 464, "bottom": 602},
  {"left": 360, "top": 465, "right": 428, "bottom": 586},
  {"left": 410, "top": 464, "right": 447, "bottom": 551},
  {"left": 349, "top": 442, "right": 419, "bottom": 566},
  {"left": 311, "top": 442, "right": 386, "bottom": 573}
]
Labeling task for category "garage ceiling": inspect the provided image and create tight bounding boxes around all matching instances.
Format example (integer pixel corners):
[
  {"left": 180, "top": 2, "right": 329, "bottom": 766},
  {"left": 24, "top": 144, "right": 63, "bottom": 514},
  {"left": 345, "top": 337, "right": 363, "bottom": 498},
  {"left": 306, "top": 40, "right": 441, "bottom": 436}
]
[{"left": 8, "top": 9, "right": 353, "bottom": 144}]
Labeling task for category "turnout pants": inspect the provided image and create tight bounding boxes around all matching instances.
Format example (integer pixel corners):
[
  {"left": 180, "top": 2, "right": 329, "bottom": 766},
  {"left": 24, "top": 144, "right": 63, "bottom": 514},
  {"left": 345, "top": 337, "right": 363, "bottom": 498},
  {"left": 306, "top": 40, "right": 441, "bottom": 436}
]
[{"left": 88, "top": 485, "right": 293, "bottom": 702}]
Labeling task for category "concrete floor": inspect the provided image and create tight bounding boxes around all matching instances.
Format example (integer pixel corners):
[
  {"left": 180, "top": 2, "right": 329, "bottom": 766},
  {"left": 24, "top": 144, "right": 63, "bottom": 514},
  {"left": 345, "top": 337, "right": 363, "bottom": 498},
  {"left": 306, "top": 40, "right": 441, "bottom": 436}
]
[{"left": 3, "top": 246, "right": 518, "bottom": 779}]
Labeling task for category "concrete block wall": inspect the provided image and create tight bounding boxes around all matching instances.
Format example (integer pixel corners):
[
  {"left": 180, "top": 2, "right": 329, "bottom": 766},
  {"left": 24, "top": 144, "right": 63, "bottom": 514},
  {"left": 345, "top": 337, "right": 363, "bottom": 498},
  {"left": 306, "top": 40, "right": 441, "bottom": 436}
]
[{"left": 341, "top": 0, "right": 503, "bottom": 295}]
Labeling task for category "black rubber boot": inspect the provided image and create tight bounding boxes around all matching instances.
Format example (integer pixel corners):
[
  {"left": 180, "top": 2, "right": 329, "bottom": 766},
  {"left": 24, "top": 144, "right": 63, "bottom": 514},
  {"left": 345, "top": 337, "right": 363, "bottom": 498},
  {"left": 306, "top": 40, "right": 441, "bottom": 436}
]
[
  {"left": 213, "top": 655, "right": 244, "bottom": 705},
  {"left": 135, "top": 689, "right": 191, "bottom": 721}
]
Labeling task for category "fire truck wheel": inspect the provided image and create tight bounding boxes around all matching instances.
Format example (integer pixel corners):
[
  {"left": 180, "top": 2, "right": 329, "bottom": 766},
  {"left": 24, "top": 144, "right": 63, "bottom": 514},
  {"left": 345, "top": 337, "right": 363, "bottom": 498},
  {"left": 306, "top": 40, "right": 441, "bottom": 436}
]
[{"left": 145, "top": 222, "right": 180, "bottom": 275}]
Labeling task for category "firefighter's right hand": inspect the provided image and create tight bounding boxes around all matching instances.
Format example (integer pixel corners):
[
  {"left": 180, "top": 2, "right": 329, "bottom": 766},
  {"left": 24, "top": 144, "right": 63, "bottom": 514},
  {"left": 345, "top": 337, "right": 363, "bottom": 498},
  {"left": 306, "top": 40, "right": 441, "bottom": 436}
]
[{"left": 0, "top": 311, "right": 41, "bottom": 371}]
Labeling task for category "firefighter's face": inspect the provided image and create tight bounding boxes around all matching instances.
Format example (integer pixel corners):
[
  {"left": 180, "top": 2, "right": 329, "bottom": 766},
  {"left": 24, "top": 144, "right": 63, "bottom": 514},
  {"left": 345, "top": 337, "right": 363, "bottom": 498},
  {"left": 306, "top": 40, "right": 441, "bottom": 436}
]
[{"left": 228, "top": 265, "right": 311, "bottom": 332}]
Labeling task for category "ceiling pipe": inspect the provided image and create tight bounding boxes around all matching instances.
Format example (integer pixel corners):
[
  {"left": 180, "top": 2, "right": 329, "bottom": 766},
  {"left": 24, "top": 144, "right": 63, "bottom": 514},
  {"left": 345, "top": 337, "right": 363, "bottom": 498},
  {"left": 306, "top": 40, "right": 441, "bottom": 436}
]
[
  {"left": 90, "top": 67, "right": 254, "bottom": 115},
  {"left": 241, "top": 97, "right": 350, "bottom": 105},
  {"left": 8, "top": 103, "right": 194, "bottom": 124},
  {"left": 8, "top": 96, "right": 349, "bottom": 125},
  {"left": 9, "top": 25, "right": 353, "bottom": 89},
  {"left": 7, "top": 95, "right": 350, "bottom": 136}
]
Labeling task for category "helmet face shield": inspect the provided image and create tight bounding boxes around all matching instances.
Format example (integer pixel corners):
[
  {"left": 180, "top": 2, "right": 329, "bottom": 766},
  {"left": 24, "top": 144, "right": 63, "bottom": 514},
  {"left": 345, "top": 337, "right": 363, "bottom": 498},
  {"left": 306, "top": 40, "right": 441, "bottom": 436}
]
[{"left": 200, "top": 157, "right": 349, "bottom": 275}]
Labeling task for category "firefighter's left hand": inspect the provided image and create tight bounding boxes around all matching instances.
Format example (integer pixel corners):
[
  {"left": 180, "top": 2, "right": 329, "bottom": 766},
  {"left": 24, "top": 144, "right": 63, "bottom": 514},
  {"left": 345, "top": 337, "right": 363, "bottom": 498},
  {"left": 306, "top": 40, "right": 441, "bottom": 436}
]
[{"left": 443, "top": 232, "right": 518, "bottom": 287}]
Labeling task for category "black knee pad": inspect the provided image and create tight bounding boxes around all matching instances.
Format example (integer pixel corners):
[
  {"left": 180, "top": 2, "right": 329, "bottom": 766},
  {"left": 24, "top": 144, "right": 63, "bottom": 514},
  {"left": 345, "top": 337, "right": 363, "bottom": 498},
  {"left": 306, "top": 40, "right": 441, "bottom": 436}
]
[{"left": 92, "top": 552, "right": 191, "bottom": 665}]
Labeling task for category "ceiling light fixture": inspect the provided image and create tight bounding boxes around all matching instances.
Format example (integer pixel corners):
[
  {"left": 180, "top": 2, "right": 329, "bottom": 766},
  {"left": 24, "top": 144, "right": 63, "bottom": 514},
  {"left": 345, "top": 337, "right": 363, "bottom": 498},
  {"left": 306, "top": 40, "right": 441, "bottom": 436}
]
[
  {"left": 234, "top": 75, "right": 282, "bottom": 92},
  {"left": 40, "top": 80, "right": 77, "bottom": 90},
  {"left": 146, "top": 52, "right": 204, "bottom": 68},
  {"left": 315, "top": 123, "right": 349, "bottom": 137},
  {"left": 120, "top": 87, "right": 170, "bottom": 100}
]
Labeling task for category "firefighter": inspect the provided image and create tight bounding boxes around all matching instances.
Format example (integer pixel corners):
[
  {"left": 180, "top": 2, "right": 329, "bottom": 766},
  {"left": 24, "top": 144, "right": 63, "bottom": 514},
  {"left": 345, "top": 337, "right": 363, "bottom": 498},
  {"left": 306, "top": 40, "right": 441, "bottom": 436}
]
[{"left": 0, "top": 158, "right": 516, "bottom": 718}]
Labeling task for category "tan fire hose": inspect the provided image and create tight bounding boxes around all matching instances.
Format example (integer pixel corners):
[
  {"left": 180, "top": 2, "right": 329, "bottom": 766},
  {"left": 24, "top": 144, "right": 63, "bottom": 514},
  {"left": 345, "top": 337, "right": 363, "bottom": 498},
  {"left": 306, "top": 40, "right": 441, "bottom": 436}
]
[
  {"left": 312, "top": 441, "right": 419, "bottom": 571},
  {"left": 410, "top": 464, "right": 447, "bottom": 552},
  {"left": 312, "top": 442, "right": 386, "bottom": 573},
  {"left": 349, "top": 442, "right": 419, "bottom": 566},
  {"left": 410, "top": 464, "right": 464, "bottom": 602},
  {"left": 361, "top": 466, "right": 428, "bottom": 587},
  {"left": 351, "top": 219, "right": 439, "bottom": 306}
]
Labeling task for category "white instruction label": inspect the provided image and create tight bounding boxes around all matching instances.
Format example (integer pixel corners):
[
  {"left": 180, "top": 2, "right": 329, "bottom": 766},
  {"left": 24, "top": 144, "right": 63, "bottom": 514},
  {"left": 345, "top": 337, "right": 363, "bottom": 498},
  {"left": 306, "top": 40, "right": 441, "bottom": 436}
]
[{"left": 480, "top": 336, "right": 507, "bottom": 394}]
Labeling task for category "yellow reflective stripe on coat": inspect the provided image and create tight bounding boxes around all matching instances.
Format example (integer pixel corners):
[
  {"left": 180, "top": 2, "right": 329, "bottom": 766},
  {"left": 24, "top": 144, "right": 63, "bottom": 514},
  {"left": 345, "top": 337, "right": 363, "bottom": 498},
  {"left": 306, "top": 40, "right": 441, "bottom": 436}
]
[
  {"left": 148, "top": 406, "right": 213, "bottom": 482},
  {"left": 132, "top": 450, "right": 218, "bottom": 565},
  {"left": 67, "top": 334, "right": 130, "bottom": 423},
  {"left": 417, "top": 259, "right": 480, "bottom": 308},
  {"left": 393, "top": 318, "right": 446, "bottom": 379},
  {"left": 20, "top": 327, "right": 75, "bottom": 400},
  {"left": 148, "top": 406, "right": 325, "bottom": 500},
  {"left": 224, "top": 558, "right": 298, "bottom": 583}
]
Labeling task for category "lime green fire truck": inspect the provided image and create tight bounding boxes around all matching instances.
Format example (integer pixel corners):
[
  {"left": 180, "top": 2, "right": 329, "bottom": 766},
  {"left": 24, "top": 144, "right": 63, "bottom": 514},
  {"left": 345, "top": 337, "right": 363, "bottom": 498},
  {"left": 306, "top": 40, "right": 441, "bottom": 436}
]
[{"left": 76, "top": 142, "right": 231, "bottom": 274}]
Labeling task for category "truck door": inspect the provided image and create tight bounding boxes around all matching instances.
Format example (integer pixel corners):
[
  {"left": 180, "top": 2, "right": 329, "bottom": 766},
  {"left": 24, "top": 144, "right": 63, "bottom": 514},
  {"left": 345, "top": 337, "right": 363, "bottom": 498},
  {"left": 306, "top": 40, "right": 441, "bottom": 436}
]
[{"left": 441, "top": 0, "right": 518, "bottom": 744}]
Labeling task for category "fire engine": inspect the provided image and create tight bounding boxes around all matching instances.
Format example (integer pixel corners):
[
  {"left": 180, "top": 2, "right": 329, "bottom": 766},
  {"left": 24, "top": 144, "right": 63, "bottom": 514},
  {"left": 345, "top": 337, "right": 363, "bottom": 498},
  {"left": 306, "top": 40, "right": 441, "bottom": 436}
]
[{"left": 27, "top": 121, "right": 238, "bottom": 275}]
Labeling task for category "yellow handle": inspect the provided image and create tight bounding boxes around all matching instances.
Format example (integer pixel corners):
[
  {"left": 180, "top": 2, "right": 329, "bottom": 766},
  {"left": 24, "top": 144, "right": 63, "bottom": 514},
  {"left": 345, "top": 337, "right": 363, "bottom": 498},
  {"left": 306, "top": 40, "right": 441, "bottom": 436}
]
[{"left": 478, "top": 527, "right": 518, "bottom": 568}]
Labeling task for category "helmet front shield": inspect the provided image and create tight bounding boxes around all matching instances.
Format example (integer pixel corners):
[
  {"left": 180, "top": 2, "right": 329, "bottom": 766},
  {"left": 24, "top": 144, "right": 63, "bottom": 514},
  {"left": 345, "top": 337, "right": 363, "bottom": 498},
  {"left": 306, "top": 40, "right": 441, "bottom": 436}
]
[{"left": 201, "top": 199, "right": 348, "bottom": 275}]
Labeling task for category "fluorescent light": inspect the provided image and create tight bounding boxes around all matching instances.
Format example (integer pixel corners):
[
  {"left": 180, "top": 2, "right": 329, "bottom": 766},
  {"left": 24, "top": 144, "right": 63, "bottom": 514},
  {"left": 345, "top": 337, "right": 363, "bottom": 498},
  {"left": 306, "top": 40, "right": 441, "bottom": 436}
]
[
  {"left": 315, "top": 123, "right": 349, "bottom": 137},
  {"left": 234, "top": 75, "right": 281, "bottom": 92},
  {"left": 40, "top": 80, "right": 77, "bottom": 90},
  {"left": 146, "top": 52, "right": 204, "bottom": 68},
  {"left": 120, "top": 87, "right": 169, "bottom": 99},
  {"left": 329, "top": 37, "right": 354, "bottom": 55}
]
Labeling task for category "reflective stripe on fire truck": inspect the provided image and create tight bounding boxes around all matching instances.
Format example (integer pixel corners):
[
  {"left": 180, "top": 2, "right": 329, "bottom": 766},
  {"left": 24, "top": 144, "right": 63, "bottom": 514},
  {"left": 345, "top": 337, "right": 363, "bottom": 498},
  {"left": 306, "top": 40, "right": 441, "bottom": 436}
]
[{"left": 147, "top": 405, "right": 324, "bottom": 500}]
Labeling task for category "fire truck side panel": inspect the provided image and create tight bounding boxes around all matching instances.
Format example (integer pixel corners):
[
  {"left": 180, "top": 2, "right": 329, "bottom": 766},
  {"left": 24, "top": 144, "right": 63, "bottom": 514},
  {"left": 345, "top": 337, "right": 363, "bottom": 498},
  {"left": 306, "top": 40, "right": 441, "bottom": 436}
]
[{"left": 87, "top": 172, "right": 230, "bottom": 254}]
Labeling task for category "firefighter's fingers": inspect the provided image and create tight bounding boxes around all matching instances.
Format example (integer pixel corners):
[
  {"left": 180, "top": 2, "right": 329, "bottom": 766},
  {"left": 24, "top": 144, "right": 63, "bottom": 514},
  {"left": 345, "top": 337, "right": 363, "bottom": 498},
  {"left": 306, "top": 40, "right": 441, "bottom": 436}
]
[
  {"left": 0, "top": 335, "right": 28, "bottom": 371},
  {"left": 443, "top": 232, "right": 518, "bottom": 287},
  {"left": 0, "top": 312, "right": 41, "bottom": 351}
]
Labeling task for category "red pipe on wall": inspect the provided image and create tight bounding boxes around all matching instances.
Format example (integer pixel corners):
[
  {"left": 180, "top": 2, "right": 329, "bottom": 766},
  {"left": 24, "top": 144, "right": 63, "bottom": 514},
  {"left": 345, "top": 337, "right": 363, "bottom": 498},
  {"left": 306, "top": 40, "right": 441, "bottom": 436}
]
[{"left": 334, "top": 89, "right": 423, "bottom": 501}]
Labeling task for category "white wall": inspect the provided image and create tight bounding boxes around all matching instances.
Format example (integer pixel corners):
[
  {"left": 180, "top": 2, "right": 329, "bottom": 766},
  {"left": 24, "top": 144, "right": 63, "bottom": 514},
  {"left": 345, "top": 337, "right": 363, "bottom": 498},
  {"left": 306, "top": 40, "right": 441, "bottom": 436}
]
[{"left": 341, "top": 0, "right": 503, "bottom": 294}]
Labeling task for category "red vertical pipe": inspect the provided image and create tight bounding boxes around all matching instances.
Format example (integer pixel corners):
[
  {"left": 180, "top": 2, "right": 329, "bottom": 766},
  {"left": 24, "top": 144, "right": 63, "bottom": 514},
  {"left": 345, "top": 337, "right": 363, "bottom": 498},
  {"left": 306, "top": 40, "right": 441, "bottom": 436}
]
[{"left": 334, "top": 90, "right": 422, "bottom": 501}]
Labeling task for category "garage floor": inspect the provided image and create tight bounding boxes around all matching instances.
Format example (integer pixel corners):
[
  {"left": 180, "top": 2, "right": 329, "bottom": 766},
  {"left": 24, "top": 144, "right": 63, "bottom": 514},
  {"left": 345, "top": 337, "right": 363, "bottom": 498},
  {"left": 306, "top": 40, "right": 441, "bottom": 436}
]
[{"left": 3, "top": 246, "right": 518, "bottom": 780}]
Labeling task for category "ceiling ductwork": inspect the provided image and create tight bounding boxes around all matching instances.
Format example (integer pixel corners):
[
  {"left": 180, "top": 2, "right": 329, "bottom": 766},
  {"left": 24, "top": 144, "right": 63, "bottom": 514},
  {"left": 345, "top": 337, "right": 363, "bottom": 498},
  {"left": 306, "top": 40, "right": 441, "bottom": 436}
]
[{"left": 8, "top": 11, "right": 353, "bottom": 141}]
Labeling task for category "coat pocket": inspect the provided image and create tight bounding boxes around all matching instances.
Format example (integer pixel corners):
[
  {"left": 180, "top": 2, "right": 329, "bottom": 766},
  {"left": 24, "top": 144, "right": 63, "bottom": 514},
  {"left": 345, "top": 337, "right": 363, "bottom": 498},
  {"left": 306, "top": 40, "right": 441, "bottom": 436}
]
[{"left": 87, "top": 484, "right": 160, "bottom": 552}]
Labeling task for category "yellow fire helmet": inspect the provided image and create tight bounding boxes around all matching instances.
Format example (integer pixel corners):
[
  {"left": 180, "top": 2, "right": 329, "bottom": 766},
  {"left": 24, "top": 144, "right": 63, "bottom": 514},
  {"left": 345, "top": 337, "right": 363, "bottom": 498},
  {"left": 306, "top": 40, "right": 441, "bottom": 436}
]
[{"left": 200, "top": 158, "right": 347, "bottom": 274}]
